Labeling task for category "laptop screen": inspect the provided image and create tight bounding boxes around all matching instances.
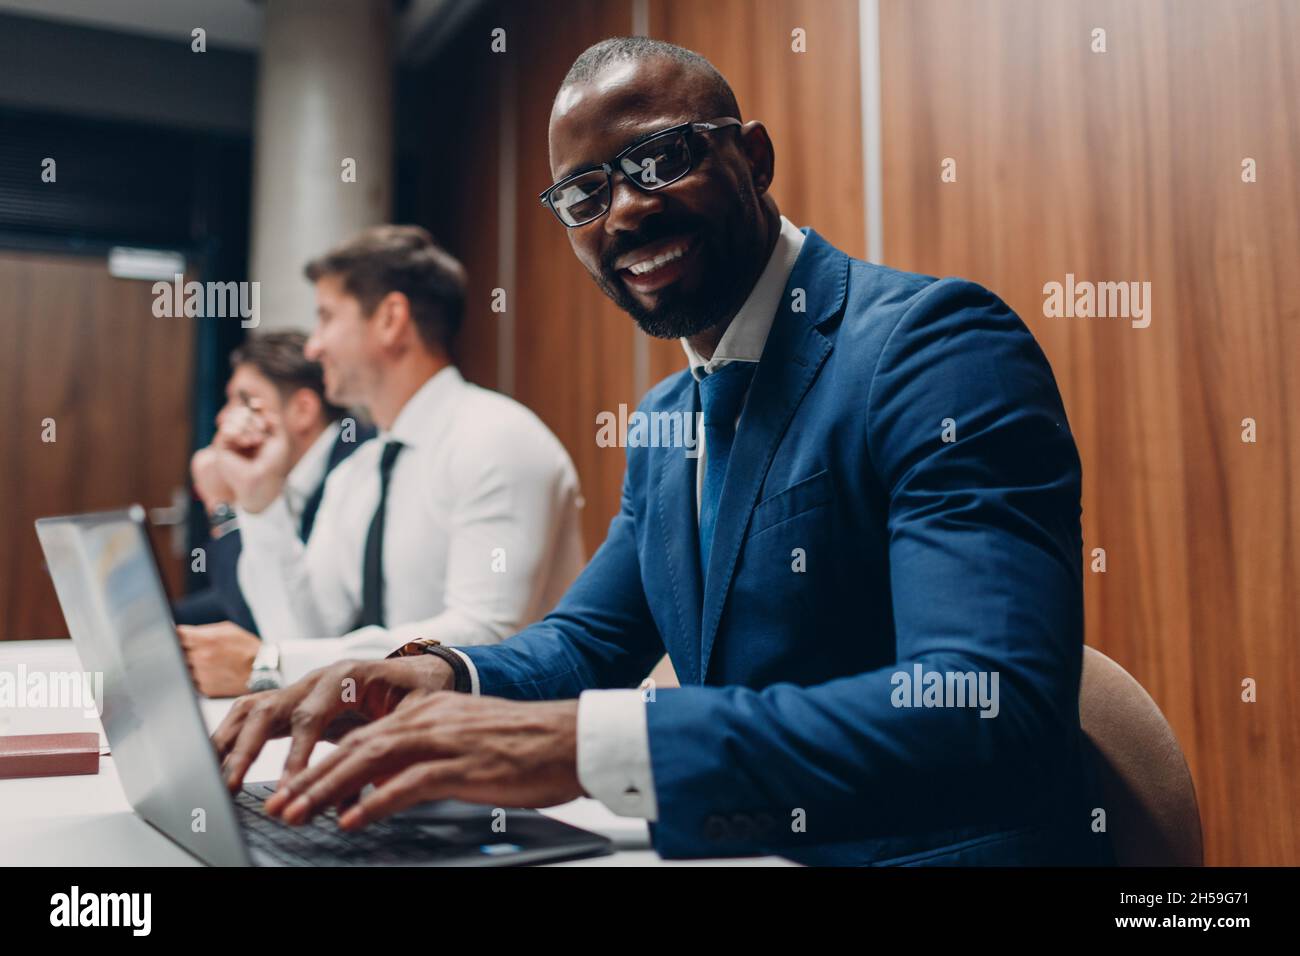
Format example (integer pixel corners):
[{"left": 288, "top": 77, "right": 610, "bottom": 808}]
[{"left": 36, "top": 508, "right": 248, "bottom": 866}]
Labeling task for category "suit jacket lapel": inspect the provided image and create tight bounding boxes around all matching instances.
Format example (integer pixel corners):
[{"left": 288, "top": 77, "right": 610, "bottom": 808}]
[{"left": 698, "top": 229, "right": 846, "bottom": 682}]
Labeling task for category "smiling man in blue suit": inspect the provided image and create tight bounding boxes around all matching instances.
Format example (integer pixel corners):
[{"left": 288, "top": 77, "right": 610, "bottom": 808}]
[{"left": 215, "top": 37, "right": 1107, "bottom": 866}]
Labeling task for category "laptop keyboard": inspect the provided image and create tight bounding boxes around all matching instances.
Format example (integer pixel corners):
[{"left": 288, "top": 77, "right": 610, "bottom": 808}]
[{"left": 235, "top": 783, "right": 466, "bottom": 866}]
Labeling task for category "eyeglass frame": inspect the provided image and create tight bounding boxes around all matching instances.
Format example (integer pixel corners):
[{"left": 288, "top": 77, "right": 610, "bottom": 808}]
[{"left": 538, "top": 116, "right": 743, "bottom": 227}]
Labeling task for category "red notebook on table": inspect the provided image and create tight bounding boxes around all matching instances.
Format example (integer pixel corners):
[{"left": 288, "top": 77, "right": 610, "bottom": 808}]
[{"left": 0, "top": 732, "right": 100, "bottom": 779}]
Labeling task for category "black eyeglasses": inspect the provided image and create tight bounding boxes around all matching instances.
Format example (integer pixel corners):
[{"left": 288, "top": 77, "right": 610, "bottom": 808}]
[{"left": 539, "top": 117, "right": 742, "bottom": 227}]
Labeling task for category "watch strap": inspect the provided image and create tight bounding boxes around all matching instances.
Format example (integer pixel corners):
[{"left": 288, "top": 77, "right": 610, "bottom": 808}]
[{"left": 387, "top": 638, "right": 471, "bottom": 693}]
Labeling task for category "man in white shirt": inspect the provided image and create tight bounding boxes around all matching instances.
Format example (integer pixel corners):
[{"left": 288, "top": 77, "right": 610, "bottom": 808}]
[
  {"left": 211, "top": 225, "right": 586, "bottom": 690},
  {"left": 176, "top": 330, "right": 374, "bottom": 697}
]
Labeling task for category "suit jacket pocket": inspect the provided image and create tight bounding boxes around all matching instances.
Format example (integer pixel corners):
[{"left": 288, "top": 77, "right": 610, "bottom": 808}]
[{"left": 748, "top": 468, "right": 833, "bottom": 537}]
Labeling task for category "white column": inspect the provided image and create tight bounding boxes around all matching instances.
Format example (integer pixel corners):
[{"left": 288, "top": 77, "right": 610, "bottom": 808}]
[{"left": 249, "top": 0, "right": 394, "bottom": 331}]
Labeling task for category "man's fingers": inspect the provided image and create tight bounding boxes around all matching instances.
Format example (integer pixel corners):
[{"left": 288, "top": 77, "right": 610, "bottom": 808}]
[
  {"left": 278, "top": 742, "right": 389, "bottom": 824},
  {"left": 222, "top": 698, "right": 283, "bottom": 792},
  {"left": 276, "top": 701, "right": 408, "bottom": 799},
  {"left": 278, "top": 670, "right": 354, "bottom": 784},
  {"left": 278, "top": 722, "right": 324, "bottom": 788},
  {"left": 338, "top": 759, "right": 471, "bottom": 831},
  {"left": 335, "top": 790, "right": 362, "bottom": 815},
  {"left": 269, "top": 719, "right": 380, "bottom": 814},
  {"left": 278, "top": 730, "right": 432, "bottom": 826},
  {"left": 211, "top": 697, "right": 252, "bottom": 757}
]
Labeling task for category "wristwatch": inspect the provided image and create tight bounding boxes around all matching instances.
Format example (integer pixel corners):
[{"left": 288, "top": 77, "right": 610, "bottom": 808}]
[
  {"left": 387, "top": 638, "right": 472, "bottom": 693},
  {"left": 247, "top": 642, "right": 284, "bottom": 693},
  {"left": 209, "top": 502, "right": 238, "bottom": 539}
]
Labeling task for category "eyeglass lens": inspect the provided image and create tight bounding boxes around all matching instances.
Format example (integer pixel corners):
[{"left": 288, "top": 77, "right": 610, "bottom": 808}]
[{"left": 548, "top": 129, "right": 693, "bottom": 226}]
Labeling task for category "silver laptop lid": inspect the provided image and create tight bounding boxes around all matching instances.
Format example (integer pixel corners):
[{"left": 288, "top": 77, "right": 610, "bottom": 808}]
[{"left": 35, "top": 507, "right": 249, "bottom": 866}]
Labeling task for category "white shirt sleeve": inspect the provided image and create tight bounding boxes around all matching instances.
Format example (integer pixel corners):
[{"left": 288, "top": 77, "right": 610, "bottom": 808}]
[
  {"left": 273, "top": 628, "right": 391, "bottom": 685},
  {"left": 575, "top": 689, "right": 658, "bottom": 820},
  {"left": 420, "top": 418, "right": 579, "bottom": 645},
  {"left": 236, "top": 451, "right": 389, "bottom": 680},
  {"left": 236, "top": 495, "right": 340, "bottom": 644},
  {"left": 238, "top": 408, "right": 582, "bottom": 685}
]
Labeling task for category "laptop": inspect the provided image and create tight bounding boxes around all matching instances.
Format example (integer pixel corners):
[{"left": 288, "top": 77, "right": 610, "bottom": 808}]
[{"left": 34, "top": 506, "right": 613, "bottom": 867}]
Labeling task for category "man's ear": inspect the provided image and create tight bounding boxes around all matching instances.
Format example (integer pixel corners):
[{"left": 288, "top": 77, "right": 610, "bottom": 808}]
[
  {"left": 372, "top": 290, "right": 414, "bottom": 349},
  {"left": 285, "top": 387, "right": 324, "bottom": 433},
  {"left": 739, "top": 120, "right": 776, "bottom": 195}
]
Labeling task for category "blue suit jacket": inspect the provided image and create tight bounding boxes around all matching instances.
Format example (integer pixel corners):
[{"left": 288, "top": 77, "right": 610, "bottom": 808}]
[{"left": 461, "top": 230, "right": 1106, "bottom": 865}]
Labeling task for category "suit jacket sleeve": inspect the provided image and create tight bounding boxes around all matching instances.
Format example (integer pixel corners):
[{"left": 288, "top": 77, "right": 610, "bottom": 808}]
[
  {"left": 643, "top": 277, "right": 1086, "bottom": 858},
  {"left": 455, "top": 442, "right": 666, "bottom": 699},
  {"left": 205, "top": 529, "right": 260, "bottom": 634}
]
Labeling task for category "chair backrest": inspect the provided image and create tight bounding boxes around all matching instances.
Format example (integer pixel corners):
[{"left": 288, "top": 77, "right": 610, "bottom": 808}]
[{"left": 1079, "top": 646, "right": 1203, "bottom": 866}]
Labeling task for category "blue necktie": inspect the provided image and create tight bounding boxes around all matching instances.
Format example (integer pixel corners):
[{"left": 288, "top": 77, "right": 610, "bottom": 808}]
[{"left": 697, "top": 362, "right": 756, "bottom": 583}]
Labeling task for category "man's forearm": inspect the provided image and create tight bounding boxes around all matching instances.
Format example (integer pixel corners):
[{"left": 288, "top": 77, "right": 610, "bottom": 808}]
[{"left": 642, "top": 660, "right": 1076, "bottom": 859}]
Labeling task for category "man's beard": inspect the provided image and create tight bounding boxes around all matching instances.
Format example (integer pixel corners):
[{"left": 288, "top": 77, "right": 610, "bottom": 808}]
[{"left": 593, "top": 187, "right": 764, "bottom": 340}]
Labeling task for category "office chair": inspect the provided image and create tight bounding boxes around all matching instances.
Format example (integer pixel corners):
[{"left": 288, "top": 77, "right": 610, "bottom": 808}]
[{"left": 1079, "top": 645, "right": 1204, "bottom": 865}]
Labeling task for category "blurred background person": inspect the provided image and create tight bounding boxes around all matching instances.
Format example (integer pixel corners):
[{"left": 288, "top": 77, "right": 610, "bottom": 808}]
[
  {"left": 175, "top": 330, "right": 375, "bottom": 695},
  {"left": 202, "top": 225, "right": 585, "bottom": 695}
]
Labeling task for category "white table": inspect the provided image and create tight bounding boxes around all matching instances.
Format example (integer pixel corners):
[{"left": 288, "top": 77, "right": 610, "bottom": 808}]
[{"left": 0, "top": 640, "right": 790, "bottom": 867}]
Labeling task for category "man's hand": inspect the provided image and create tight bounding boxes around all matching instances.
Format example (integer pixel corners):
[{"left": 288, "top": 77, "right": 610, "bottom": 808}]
[
  {"left": 213, "top": 406, "right": 292, "bottom": 514},
  {"left": 213, "top": 401, "right": 269, "bottom": 455},
  {"left": 211, "top": 656, "right": 456, "bottom": 793},
  {"left": 178, "top": 622, "right": 261, "bottom": 698},
  {"left": 190, "top": 446, "right": 236, "bottom": 515},
  {"left": 266, "top": 694, "right": 584, "bottom": 829}
]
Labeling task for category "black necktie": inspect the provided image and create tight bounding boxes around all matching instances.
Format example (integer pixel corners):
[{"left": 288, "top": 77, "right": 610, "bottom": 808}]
[
  {"left": 298, "top": 481, "right": 325, "bottom": 542},
  {"left": 359, "top": 440, "right": 404, "bottom": 628}
]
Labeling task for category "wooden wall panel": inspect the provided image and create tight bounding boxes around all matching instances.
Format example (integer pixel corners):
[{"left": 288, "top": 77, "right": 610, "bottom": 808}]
[
  {"left": 880, "top": 0, "right": 1300, "bottom": 865},
  {"left": 418, "top": 1, "right": 641, "bottom": 553},
  {"left": 508, "top": 0, "right": 640, "bottom": 556},
  {"left": 647, "top": 0, "right": 866, "bottom": 383},
  {"left": 420, "top": 1, "right": 641, "bottom": 555},
  {"left": 416, "top": 6, "right": 503, "bottom": 391},
  {"left": 0, "top": 251, "right": 195, "bottom": 638}
]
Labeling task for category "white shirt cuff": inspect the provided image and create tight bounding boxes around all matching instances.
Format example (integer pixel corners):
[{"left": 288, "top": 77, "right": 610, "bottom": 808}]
[
  {"left": 235, "top": 496, "right": 298, "bottom": 555},
  {"left": 445, "top": 647, "right": 480, "bottom": 695},
  {"left": 272, "top": 626, "right": 407, "bottom": 685},
  {"left": 272, "top": 636, "right": 349, "bottom": 685},
  {"left": 575, "top": 689, "right": 658, "bottom": 821}
]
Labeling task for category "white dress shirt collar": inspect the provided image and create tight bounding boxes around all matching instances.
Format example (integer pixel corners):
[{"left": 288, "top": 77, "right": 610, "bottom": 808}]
[
  {"left": 283, "top": 421, "right": 339, "bottom": 516},
  {"left": 384, "top": 365, "right": 464, "bottom": 449},
  {"left": 680, "top": 215, "right": 807, "bottom": 380}
]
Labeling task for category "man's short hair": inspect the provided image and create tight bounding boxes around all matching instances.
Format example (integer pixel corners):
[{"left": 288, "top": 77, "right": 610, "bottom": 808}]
[
  {"left": 229, "top": 330, "right": 345, "bottom": 422},
  {"left": 303, "top": 225, "right": 467, "bottom": 353},
  {"left": 560, "top": 37, "right": 741, "bottom": 121}
]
